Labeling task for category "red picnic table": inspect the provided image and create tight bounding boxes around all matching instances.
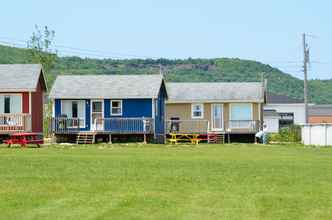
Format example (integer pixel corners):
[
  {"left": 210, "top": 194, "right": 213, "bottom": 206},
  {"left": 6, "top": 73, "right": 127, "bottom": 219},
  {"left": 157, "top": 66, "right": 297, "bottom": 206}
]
[{"left": 4, "top": 132, "right": 43, "bottom": 148}]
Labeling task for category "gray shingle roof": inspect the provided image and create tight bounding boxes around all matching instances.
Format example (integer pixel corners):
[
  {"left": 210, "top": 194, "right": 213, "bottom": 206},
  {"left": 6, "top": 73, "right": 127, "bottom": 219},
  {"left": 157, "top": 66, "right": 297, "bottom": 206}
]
[
  {"left": 0, "top": 64, "right": 44, "bottom": 92},
  {"left": 309, "top": 105, "right": 332, "bottom": 116},
  {"left": 266, "top": 92, "right": 303, "bottom": 104},
  {"left": 166, "top": 82, "right": 264, "bottom": 102},
  {"left": 49, "top": 74, "right": 164, "bottom": 99}
]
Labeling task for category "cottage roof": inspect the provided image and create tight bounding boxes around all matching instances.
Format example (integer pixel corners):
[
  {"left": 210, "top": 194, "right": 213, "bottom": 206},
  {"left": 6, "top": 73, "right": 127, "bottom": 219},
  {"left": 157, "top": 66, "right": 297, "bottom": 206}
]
[
  {"left": 266, "top": 92, "right": 303, "bottom": 104},
  {"left": 309, "top": 105, "right": 332, "bottom": 116},
  {"left": 166, "top": 82, "right": 264, "bottom": 102},
  {"left": 0, "top": 64, "right": 46, "bottom": 92},
  {"left": 49, "top": 74, "right": 165, "bottom": 99}
]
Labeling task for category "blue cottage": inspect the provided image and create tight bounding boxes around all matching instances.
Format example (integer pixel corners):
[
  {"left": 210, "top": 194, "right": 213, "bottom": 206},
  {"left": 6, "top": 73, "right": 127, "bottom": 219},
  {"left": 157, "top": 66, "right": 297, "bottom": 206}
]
[{"left": 49, "top": 74, "right": 167, "bottom": 143}]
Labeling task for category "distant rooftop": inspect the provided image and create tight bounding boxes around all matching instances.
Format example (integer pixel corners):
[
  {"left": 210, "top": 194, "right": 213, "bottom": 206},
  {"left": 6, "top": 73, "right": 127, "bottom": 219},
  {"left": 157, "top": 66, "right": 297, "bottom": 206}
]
[
  {"left": 266, "top": 92, "right": 303, "bottom": 104},
  {"left": 309, "top": 105, "right": 332, "bottom": 116}
]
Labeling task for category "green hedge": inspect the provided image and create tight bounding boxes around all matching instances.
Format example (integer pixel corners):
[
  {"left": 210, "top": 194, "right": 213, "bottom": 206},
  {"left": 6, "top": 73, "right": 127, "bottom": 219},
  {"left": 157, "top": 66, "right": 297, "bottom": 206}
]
[{"left": 269, "top": 125, "right": 301, "bottom": 143}]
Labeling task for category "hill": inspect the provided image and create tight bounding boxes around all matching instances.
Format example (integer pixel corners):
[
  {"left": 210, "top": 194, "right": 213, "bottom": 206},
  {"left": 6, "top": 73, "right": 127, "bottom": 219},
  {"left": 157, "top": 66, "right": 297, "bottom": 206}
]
[{"left": 0, "top": 44, "right": 331, "bottom": 104}]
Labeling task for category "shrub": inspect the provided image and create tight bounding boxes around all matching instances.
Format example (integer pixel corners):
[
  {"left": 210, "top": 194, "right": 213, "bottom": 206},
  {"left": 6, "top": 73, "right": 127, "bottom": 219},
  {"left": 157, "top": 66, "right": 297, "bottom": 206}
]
[{"left": 269, "top": 125, "right": 301, "bottom": 143}]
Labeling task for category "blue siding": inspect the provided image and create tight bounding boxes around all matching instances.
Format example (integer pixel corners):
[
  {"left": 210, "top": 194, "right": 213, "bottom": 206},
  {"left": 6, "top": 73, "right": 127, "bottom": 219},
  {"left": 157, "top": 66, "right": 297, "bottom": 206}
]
[
  {"left": 104, "top": 99, "right": 110, "bottom": 118},
  {"left": 54, "top": 99, "right": 61, "bottom": 117},
  {"left": 85, "top": 100, "right": 91, "bottom": 131},
  {"left": 155, "top": 84, "right": 167, "bottom": 141},
  {"left": 123, "top": 99, "right": 152, "bottom": 117},
  {"left": 104, "top": 99, "right": 152, "bottom": 118},
  {"left": 104, "top": 99, "right": 152, "bottom": 132}
]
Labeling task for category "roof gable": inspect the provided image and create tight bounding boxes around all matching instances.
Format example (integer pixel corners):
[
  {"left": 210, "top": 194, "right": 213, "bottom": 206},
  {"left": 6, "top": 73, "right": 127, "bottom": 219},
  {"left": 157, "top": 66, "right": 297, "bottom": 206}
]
[
  {"left": 49, "top": 74, "right": 164, "bottom": 99},
  {"left": 166, "top": 82, "right": 264, "bottom": 102},
  {"left": 0, "top": 64, "right": 47, "bottom": 92}
]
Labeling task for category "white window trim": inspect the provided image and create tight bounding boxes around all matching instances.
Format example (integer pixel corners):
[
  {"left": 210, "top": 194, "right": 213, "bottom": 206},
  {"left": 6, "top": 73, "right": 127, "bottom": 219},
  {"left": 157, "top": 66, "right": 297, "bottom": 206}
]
[
  {"left": 191, "top": 103, "right": 204, "bottom": 119},
  {"left": 111, "top": 100, "right": 123, "bottom": 116},
  {"left": 211, "top": 103, "right": 224, "bottom": 131}
]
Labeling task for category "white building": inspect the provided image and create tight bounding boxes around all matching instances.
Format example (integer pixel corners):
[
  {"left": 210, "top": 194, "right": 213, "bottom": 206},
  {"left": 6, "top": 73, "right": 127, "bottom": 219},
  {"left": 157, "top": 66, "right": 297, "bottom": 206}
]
[{"left": 264, "top": 93, "right": 306, "bottom": 133}]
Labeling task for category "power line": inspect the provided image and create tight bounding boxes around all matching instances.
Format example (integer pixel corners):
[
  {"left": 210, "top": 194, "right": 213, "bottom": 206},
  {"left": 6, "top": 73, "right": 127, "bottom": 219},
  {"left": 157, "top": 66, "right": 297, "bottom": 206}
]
[{"left": 0, "top": 36, "right": 161, "bottom": 59}]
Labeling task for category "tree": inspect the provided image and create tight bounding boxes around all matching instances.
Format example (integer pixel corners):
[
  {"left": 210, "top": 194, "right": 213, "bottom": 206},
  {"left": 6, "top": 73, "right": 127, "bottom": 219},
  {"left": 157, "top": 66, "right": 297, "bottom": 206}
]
[{"left": 27, "top": 25, "right": 57, "bottom": 73}]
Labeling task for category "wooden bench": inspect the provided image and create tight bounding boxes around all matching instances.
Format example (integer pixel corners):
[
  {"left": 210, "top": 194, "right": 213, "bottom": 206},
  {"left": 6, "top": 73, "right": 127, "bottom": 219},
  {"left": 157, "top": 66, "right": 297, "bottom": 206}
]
[{"left": 4, "top": 133, "right": 43, "bottom": 148}]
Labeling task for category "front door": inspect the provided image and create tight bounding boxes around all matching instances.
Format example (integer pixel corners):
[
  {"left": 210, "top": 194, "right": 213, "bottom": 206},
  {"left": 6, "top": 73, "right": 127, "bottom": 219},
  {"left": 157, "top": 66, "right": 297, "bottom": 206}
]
[
  {"left": 91, "top": 100, "right": 103, "bottom": 131},
  {"left": 211, "top": 104, "right": 223, "bottom": 131}
]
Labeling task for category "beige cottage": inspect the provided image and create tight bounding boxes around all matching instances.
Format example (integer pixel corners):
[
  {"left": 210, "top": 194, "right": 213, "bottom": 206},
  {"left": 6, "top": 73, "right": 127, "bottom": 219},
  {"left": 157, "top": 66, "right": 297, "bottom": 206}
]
[{"left": 166, "top": 82, "right": 265, "bottom": 141}]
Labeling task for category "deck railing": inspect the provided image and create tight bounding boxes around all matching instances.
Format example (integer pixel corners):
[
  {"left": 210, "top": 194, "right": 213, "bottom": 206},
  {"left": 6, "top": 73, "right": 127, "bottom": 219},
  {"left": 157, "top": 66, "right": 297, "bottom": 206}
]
[
  {"left": 50, "top": 117, "right": 154, "bottom": 134},
  {"left": 166, "top": 119, "right": 261, "bottom": 134},
  {"left": 227, "top": 120, "right": 261, "bottom": 132},
  {"left": 94, "top": 118, "right": 154, "bottom": 134},
  {"left": 0, "top": 114, "right": 31, "bottom": 133},
  {"left": 50, "top": 117, "right": 84, "bottom": 133},
  {"left": 166, "top": 120, "right": 209, "bottom": 134}
]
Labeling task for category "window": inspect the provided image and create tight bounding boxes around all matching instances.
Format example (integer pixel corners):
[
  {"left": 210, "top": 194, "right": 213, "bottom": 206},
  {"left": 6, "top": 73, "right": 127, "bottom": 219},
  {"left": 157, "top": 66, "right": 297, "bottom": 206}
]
[
  {"left": 111, "top": 100, "right": 122, "bottom": 116},
  {"left": 212, "top": 104, "right": 223, "bottom": 130},
  {"left": 4, "top": 96, "right": 10, "bottom": 113},
  {"left": 72, "top": 101, "right": 78, "bottom": 118},
  {"left": 230, "top": 103, "right": 253, "bottom": 128},
  {"left": 0, "top": 95, "right": 22, "bottom": 114},
  {"left": 61, "top": 100, "right": 85, "bottom": 127},
  {"left": 191, "top": 103, "right": 204, "bottom": 119},
  {"left": 279, "top": 113, "right": 294, "bottom": 129}
]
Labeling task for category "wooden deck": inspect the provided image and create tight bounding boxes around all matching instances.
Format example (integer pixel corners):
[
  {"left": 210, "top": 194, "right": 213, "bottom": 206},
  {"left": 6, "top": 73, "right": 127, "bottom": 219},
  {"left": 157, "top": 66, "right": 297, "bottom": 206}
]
[
  {"left": 0, "top": 114, "right": 32, "bottom": 134},
  {"left": 50, "top": 117, "right": 155, "bottom": 135}
]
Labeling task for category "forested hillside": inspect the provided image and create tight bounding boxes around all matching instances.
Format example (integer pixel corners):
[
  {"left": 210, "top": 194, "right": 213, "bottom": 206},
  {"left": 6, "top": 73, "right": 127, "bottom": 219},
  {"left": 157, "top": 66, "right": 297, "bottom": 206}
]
[{"left": 0, "top": 44, "right": 331, "bottom": 104}]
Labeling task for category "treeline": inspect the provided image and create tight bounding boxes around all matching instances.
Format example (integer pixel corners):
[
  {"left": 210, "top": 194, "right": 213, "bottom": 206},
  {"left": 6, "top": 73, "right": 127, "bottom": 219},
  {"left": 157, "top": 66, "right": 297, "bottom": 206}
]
[{"left": 1, "top": 44, "right": 332, "bottom": 104}]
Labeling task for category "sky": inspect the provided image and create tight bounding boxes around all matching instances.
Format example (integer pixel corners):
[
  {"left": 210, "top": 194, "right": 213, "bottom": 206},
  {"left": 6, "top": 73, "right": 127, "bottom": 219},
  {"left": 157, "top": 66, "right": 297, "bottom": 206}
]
[{"left": 0, "top": 0, "right": 331, "bottom": 79}]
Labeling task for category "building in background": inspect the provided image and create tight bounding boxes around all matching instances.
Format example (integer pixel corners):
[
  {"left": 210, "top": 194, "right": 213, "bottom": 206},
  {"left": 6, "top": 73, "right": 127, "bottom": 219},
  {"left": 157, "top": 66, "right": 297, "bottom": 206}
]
[
  {"left": 264, "top": 93, "right": 305, "bottom": 133},
  {"left": 0, "top": 64, "right": 47, "bottom": 141},
  {"left": 166, "top": 82, "right": 265, "bottom": 142},
  {"left": 308, "top": 105, "right": 332, "bottom": 123}
]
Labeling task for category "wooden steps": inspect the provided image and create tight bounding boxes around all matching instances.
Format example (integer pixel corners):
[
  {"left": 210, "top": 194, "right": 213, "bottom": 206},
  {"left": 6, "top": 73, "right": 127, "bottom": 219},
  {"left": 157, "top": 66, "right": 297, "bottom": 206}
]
[
  {"left": 76, "top": 132, "right": 96, "bottom": 144},
  {"left": 208, "top": 132, "right": 225, "bottom": 144}
]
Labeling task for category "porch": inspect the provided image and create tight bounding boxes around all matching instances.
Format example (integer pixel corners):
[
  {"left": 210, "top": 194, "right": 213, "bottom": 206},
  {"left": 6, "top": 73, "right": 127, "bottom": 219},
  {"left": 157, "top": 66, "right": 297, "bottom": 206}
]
[
  {"left": 166, "top": 119, "right": 261, "bottom": 143},
  {"left": 166, "top": 119, "right": 261, "bottom": 134},
  {"left": 50, "top": 117, "right": 154, "bottom": 134},
  {"left": 0, "top": 114, "right": 32, "bottom": 134}
]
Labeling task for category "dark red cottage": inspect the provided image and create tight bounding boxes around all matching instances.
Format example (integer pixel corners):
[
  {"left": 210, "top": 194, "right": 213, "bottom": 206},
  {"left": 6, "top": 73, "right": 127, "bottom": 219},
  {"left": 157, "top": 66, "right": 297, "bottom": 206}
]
[{"left": 0, "top": 64, "right": 47, "bottom": 139}]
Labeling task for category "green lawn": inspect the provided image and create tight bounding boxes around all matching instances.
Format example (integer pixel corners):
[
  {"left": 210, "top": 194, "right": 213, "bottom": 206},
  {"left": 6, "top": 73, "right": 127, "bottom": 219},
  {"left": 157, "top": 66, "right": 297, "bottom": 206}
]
[{"left": 0, "top": 143, "right": 332, "bottom": 220}]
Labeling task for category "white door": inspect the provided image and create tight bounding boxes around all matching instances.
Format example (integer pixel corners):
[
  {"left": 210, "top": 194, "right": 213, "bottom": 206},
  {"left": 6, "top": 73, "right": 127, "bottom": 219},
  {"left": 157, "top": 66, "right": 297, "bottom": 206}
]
[
  {"left": 91, "top": 100, "right": 103, "bottom": 131},
  {"left": 211, "top": 104, "right": 223, "bottom": 131}
]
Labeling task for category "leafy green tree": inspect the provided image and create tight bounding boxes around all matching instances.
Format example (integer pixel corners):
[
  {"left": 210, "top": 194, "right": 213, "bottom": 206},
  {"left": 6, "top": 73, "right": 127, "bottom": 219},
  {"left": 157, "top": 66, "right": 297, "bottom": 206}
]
[{"left": 27, "top": 25, "right": 57, "bottom": 73}]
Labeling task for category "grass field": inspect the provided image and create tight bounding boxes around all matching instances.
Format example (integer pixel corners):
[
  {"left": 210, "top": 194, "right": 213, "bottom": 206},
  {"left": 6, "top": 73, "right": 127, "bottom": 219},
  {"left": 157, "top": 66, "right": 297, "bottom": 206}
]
[{"left": 0, "top": 143, "right": 332, "bottom": 220}]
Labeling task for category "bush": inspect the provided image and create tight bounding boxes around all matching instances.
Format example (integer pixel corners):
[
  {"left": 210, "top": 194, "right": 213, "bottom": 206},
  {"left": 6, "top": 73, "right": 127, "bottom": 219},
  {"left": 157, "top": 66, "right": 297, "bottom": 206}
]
[{"left": 269, "top": 125, "right": 301, "bottom": 143}]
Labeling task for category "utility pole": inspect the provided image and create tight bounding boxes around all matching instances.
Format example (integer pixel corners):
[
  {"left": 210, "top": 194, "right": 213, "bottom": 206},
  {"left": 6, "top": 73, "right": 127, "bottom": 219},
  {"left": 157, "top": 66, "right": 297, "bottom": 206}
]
[
  {"left": 159, "top": 63, "right": 163, "bottom": 75},
  {"left": 303, "top": 33, "right": 310, "bottom": 124}
]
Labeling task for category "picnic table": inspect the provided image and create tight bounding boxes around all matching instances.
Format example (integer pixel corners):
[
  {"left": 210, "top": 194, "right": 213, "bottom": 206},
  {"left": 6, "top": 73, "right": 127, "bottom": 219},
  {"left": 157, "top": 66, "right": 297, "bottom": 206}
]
[
  {"left": 4, "top": 132, "right": 43, "bottom": 148},
  {"left": 168, "top": 133, "right": 202, "bottom": 145}
]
